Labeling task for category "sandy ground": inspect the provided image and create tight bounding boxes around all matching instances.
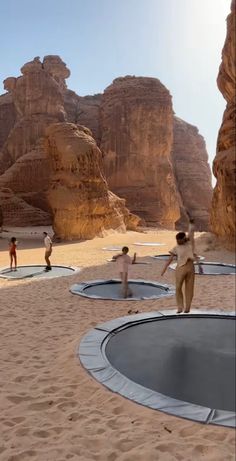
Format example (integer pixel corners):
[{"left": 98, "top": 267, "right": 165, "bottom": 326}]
[{"left": 0, "top": 227, "right": 235, "bottom": 461}]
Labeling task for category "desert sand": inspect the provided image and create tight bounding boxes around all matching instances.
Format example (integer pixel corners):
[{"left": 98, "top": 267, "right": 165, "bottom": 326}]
[{"left": 0, "top": 227, "right": 235, "bottom": 461}]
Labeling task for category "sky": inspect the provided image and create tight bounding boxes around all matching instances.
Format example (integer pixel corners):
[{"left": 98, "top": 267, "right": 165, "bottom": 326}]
[{"left": 0, "top": 0, "right": 231, "bottom": 183}]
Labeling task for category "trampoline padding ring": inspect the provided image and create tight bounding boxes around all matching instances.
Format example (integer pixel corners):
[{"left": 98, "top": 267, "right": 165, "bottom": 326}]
[
  {"left": 0, "top": 265, "right": 80, "bottom": 280},
  {"left": 169, "top": 262, "right": 236, "bottom": 275},
  {"left": 70, "top": 279, "right": 175, "bottom": 300},
  {"left": 152, "top": 254, "right": 205, "bottom": 261},
  {"left": 78, "top": 310, "right": 236, "bottom": 427}
]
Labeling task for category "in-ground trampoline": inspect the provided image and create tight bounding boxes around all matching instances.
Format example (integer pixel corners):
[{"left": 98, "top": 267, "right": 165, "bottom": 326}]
[
  {"left": 78, "top": 311, "right": 236, "bottom": 427},
  {"left": 70, "top": 279, "right": 175, "bottom": 300},
  {"left": 102, "top": 246, "right": 122, "bottom": 251},
  {"left": 107, "top": 259, "right": 150, "bottom": 265},
  {"left": 133, "top": 242, "right": 165, "bottom": 247},
  {"left": 0, "top": 265, "right": 80, "bottom": 280},
  {"left": 152, "top": 254, "right": 205, "bottom": 261},
  {"left": 169, "top": 262, "right": 236, "bottom": 275}
]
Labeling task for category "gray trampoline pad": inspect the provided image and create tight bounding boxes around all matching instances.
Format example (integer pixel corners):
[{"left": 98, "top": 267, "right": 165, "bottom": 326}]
[
  {"left": 133, "top": 242, "right": 165, "bottom": 247},
  {"left": 70, "top": 279, "right": 175, "bottom": 300},
  {"left": 170, "top": 262, "right": 236, "bottom": 275},
  {"left": 105, "top": 317, "right": 236, "bottom": 412},
  {"left": 0, "top": 265, "right": 78, "bottom": 280},
  {"left": 152, "top": 255, "right": 205, "bottom": 261},
  {"left": 102, "top": 246, "right": 122, "bottom": 251}
]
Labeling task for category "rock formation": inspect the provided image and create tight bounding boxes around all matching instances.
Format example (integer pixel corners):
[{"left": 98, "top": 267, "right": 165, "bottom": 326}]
[
  {"left": 45, "top": 123, "right": 139, "bottom": 239},
  {"left": 0, "top": 56, "right": 70, "bottom": 227},
  {"left": 99, "top": 76, "right": 180, "bottom": 228},
  {"left": 172, "top": 117, "right": 212, "bottom": 230},
  {"left": 0, "top": 55, "right": 213, "bottom": 233},
  {"left": 211, "top": 0, "right": 236, "bottom": 246}
]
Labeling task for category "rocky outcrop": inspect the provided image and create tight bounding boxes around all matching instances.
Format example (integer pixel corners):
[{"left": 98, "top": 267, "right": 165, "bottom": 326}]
[
  {"left": 45, "top": 123, "right": 139, "bottom": 239},
  {"left": 100, "top": 76, "right": 180, "bottom": 228},
  {"left": 173, "top": 117, "right": 212, "bottom": 230},
  {"left": 211, "top": 0, "right": 236, "bottom": 246},
  {"left": 0, "top": 93, "right": 16, "bottom": 154},
  {"left": 0, "top": 187, "right": 51, "bottom": 226},
  {"left": 0, "top": 56, "right": 69, "bottom": 226}
]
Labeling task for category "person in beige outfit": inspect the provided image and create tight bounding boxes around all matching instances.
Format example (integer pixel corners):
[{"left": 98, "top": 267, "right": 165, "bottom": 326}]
[{"left": 161, "top": 215, "right": 197, "bottom": 313}]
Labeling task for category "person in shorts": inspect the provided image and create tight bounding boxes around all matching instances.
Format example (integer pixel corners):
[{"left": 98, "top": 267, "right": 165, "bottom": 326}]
[{"left": 112, "top": 246, "right": 136, "bottom": 298}]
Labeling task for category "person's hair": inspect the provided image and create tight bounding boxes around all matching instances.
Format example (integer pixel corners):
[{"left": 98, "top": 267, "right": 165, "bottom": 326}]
[
  {"left": 122, "top": 246, "right": 129, "bottom": 254},
  {"left": 10, "top": 237, "right": 16, "bottom": 243},
  {"left": 176, "top": 232, "right": 188, "bottom": 244},
  {"left": 43, "top": 232, "right": 47, "bottom": 236}
]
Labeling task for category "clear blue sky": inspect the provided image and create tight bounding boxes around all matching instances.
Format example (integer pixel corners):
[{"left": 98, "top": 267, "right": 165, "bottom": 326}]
[{"left": 0, "top": 0, "right": 231, "bottom": 181}]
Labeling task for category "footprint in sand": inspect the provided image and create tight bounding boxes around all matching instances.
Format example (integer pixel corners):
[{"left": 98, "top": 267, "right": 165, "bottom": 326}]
[{"left": 32, "top": 430, "right": 50, "bottom": 438}]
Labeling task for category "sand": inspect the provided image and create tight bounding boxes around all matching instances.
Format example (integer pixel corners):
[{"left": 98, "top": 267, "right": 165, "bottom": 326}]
[{"left": 0, "top": 227, "right": 235, "bottom": 461}]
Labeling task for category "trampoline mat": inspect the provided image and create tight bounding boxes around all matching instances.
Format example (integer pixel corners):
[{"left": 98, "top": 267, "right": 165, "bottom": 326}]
[
  {"left": 102, "top": 246, "right": 122, "bottom": 251},
  {"left": 70, "top": 279, "right": 174, "bottom": 300},
  {"left": 152, "top": 255, "right": 205, "bottom": 261},
  {"left": 0, "top": 265, "right": 77, "bottom": 280},
  {"left": 170, "top": 262, "right": 236, "bottom": 275},
  {"left": 133, "top": 242, "right": 165, "bottom": 247},
  {"left": 105, "top": 317, "right": 236, "bottom": 412}
]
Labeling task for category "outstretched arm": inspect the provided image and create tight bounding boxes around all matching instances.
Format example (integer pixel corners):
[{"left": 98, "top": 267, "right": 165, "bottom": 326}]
[
  {"left": 112, "top": 253, "right": 123, "bottom": 261},
  {"left": 161, "top": 254, "right": 175, "bottom": 276},
  {"left": 132, "top": 252, "right": 137, "bottom": 264}
]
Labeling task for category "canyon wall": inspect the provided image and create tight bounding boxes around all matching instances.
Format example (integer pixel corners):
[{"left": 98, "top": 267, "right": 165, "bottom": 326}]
[
  {"left": 173, "top": 117, "right": 213, "bottom": 230},
  {"left": 211, "top": 0, "right": 236, "bottom": 246},
  {"left": 99, "top": 76, "right": 180, "bottom": 228}
]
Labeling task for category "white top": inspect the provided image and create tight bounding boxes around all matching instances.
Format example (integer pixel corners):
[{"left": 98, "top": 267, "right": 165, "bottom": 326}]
[
  {"left": 170, "top": 223, "right": 195, "bottom": 268},
  {"left": 116, "top": 254, "right": 132, "bottom": 274},
  {"left": 44, "top": 235, "right": 52, "bottom": 251}
]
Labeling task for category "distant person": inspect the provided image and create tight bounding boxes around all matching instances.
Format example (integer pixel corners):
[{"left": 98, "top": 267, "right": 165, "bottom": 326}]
[
  {"left": 112, "top": 246, "right": 136, "bottom": 298},
  {"left": 43, "top": 232, "right": 52, "bottom": 271},
  {"left": 9, "top": 237, "right": 17, "bottom": 271},
  {"left": 161, "top": 214, "right": 199, "bottom": 313}
]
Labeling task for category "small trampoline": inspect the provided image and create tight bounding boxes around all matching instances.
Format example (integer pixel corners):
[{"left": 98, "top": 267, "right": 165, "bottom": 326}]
[
  {"left": 169, "top": 262, "right": 236, "bottom": 275},
  {"left": 78, "top": 311, "right": 236, "bottom": 427},
  {"left": 70, "top": 279, "right": 175, "bottom": 301},
  {"left": 102, "top": 246, "right": 122, "bottom": 251},
  {"left": 133, "top": 242, "right": 165, "bottom": 247},
  {"left": 152, "top": 254, "right": 205, "bottom": 261},
  {"left": 0, "top": 265, "right": 80, "bottom": 280},
  {"left": 107, "top": 259, "right": 150, "bottom": 265}
]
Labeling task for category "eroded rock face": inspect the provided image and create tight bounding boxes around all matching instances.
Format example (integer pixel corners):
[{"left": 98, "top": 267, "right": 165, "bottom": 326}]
[
  {"left": 45, "top": 123, "right": 139, "bottom": 239},
  {"left": 173, "top": 117, "right": 212, "bottom": 230},
  {"left": 0, "top": 94, "right": 16, "bottom": 156},
  {"left": 100, "top": 76, "right": 180, "bottom": 228},
  {"left": 0, "top": 187, "right": 51, "bottom": 226},
  {"left": 211, "top": 0, "right": 236, "bottom": 246},
  {"left": 0, "top": 56, "right": 69, "bottom": 226}
]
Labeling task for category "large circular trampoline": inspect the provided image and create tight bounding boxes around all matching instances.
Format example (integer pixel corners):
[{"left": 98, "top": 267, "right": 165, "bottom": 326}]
[
  {"left": 0, "top": 265, "right": 80, "bottom": 280},
  {"left": 169, "top": 262, "right": 236, "bottom": 275},
  {"left": 70, "top": 279, "right": 175, "bottom": 300},
  {"left": 152, "top": 254, "right": 205, "bottom": 261},
  {"left": 78, "top": 311, "right": 236, "bottom": 427}
]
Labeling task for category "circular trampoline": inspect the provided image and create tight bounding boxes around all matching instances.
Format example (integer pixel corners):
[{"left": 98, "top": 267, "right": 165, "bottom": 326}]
[
  {"left": 70, "top": 279, "right": 175, "bottom": 301},
  {"left": 152, "top": 254, "right": 205, "bottom": 261},
  {"left": 0, "top": 265, "right": 80, "bottom": 280},
  {"left": 102, "top": 246, "right": 122, "bottom": 251},
  {"left": 169, "top": 262, "right": 236, "bottom": 275},
  {"left": 133, "top": 242, "right": 165, "bottom": 247},
  {"left": 78, "top": 311, "right": 236, "bottom": 427},
  {"left": 107, "top": 259, "right": 150, "bottom": 265}
]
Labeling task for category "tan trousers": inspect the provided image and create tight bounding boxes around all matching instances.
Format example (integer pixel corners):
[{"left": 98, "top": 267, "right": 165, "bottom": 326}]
[{"left": 175, "top": 260, "right": 195, "bottom": 311}]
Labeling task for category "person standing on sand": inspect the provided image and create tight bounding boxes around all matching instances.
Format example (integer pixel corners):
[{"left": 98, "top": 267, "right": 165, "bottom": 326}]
[
  {"left": 43, "top": 232, "right": 52, "bottom": 271},
  {"left": 9, "top": 237, "right": 17, "bottom": 271},
  {"left": 161, "top": 214, "right": 198, "bottom": 313},
  {"left": 112, "top": 247, "right": 137, "bottom": 298}
]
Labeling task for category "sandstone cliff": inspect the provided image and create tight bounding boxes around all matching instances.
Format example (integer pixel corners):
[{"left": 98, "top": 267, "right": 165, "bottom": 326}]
[
  {"left": 173, "top": 117, "right": 212, "bottom": 230},
  {"left": 211, "top": 0, "right": 236, "bottom": 246},
  {"left": 99, "top": 76, "right": 180, "bottom": 228},
  {"left": 0, "top": 93, "right": 16, "bottom": 159},
  {"left": 45, "top": 123, "right": 139, "bottom": 239}
]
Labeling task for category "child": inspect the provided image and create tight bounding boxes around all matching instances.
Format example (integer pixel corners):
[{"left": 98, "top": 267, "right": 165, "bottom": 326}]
[
  {"left": 43, "top": 232, "right": 52, "bottom": 271},
  {"left": 9, "top": 237, "right": 17, "bottom": 271},
  {"left": 112, "top": 247, "right": 136, "bottom": 298},
  {"left": 161, "top": 215, "right": 198, "bottom": 313}
]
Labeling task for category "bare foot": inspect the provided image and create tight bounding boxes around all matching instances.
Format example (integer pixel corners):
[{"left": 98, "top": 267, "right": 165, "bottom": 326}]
[{"left": 176, "top": 309, "right": 183, "bottom": 314}]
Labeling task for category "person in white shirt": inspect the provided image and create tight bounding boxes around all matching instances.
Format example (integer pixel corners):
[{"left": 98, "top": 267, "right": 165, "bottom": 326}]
[
  {"left": 112, "top": 247, "right": 136, "bottom": 298},
  {"left": 43, "top": 232, "right": 52, "bottom": 271},
  {"left": 161, "top": 214, "right": 199, "bottom": 313}
]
